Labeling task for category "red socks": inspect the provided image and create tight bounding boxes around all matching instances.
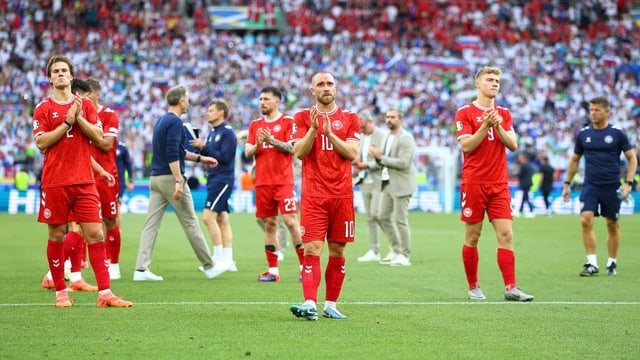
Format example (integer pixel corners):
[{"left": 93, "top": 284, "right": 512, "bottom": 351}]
[
  {"left": 325, "top": 256, "right": 346, "bottom": 303},
  {"left": 47, "top": 240, "right": 66, "bottom": 291},
  {"left": 105, "top": 225, "right": 121, "bottom": 264},
  {"left": 301, "top": 255, "right": 321, "bottom": 303},
  {"left": 295, "top": 246, "right": 304, "bottom": 266},
  {"left": 87, "top": 242, "right": 110, "bottom": 291},
  {"left": 462, "top": 245, "right": 479, "bottom": 289},
  {"left": 497, "top": 248, "right": 516, "bottom": 291},
  {"left": 265, "top": 249, "right": 278, "bottom": 268},
  {"left": 64, "top": 231, "right": 84, "bottom": 272}
]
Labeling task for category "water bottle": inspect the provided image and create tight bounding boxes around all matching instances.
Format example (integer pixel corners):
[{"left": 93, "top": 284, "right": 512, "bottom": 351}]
[{"left": 617, "top": 188, "right": 627, "bottom": 203}]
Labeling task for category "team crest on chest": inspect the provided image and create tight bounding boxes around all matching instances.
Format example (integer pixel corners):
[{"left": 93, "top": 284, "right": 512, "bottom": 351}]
[
  {"left": 215, "top": 134, "right": 221, "bottom": 142},
  {"left": 604, "top": 135, "right": 613, "bottom": 144},
  {"left": 273, "top": 124, "right": 282, "bottom": 133},
  {"left": 331, "top": 119, "right": 343, "bottom": 130}
]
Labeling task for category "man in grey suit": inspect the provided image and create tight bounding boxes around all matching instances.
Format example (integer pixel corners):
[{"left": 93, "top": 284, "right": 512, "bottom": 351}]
[
  {"left": 353, "top": 110, "right": 388, "bottom": 262},
  {"left": 369, "top": 109, "right": 417, "bottom": 266}
]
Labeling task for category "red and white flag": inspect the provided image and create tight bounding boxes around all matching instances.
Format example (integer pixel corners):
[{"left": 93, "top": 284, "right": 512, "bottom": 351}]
[
  {"left": 264, "top": 1, "right": 276, "bottom": 28},
  {"left": 248, "top": 0, "right": 261, "bottom": 23}
]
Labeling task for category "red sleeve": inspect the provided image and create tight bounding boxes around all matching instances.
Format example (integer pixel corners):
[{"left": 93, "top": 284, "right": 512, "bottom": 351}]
[
  {"left": 82, "top": 98, "right": 99, "bottom": 127},
  {"left": 246, "top": 119, "right": 259, "bottom": 146},
  {"left": 32, "top": 100, "right": 50, "bottom": 138},
  {"left": 292, "top": 109, "right": 310, "bottom": 142}
]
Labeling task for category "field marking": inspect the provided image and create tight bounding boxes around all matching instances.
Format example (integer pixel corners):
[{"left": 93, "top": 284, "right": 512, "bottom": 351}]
[{"left": 2, "top": 300, "right": 640, "bottom": 307}]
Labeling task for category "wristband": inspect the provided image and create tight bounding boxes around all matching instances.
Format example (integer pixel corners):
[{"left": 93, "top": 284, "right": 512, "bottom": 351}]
[
  {"left": 626, "top": 181, "right": 633, "bottom": 186},
  {"left": 196, "top": 155, "right": 201, "bottom": 163},
  {"left": 64, "top": 120, "right": 72, "bottom": 129},
  {"left": 563, "top": 181, "right": 571, "bottom": 186}
]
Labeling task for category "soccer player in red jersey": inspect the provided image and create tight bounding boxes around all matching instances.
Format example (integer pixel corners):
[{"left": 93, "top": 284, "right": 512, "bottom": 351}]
[
  {"left": 245, "top": 86, "right": 304, "bottom": 282},
  {"left": 33, "top": 55, "right": 132, "bottom": 308},
  {"left": 289, "top": 71, "right": 360, "bottom": 320},
  {"left": 455, "top": 66, "right": 534, "bottom": 302},
  {"left": 86, "top": 77, "right": 123, "bottom": 280}
]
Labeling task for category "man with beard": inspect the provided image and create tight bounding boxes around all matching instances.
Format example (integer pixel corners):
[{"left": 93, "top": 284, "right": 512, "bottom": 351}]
[
  {"left": 289, "top": 71, "right": 360, "bottom": 320},
  {"left": 245, "top": 86, "right": 304, "bottom": 282},
  {"left": 369, "top": 109, "right": 417, "bottom": 267}
]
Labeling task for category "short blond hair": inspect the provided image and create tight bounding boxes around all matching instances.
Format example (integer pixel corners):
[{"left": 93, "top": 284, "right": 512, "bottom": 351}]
[{"left": 474, "top": 66, "right": 502, "bottom": 81}]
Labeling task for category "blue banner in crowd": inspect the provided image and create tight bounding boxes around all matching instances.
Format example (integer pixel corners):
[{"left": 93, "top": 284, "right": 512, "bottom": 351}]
[{"left": 1, "top": 185, "right": 637, "bottom": 215}]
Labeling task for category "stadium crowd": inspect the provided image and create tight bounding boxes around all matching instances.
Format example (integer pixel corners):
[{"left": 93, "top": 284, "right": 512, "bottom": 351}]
[{"left": 1, "top": 0, "right": 639, "bottom": 183}]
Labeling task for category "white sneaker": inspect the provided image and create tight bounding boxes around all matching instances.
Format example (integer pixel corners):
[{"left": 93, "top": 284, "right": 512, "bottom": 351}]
[
  {"left": 379, "top": 252, "right": 398, "bottom": 265},
  {"left": 468, "top": 287, "right": 486, "bottom": 300},
  {"left": 109, "top": 263, "right": 121, "bottom": 280},
  {"left": 133, "top": 269, "right": 164, "bottom": 281},
  {"left": 204, "top": 260, "right": 232, "bottom": 279},
  {"left": 277, "top": 251, "right": 285, "bottom": 261},
  {"left": 357, "top": 250, "right": 381, "bottom": 262},
  {"left": 228, "top": 261, "right": 238, "bottom": 272},
  {"left": 524, "top": 212, "right": 536, "bottom": 218},
  {"left": 390, "top": 254, "right": 411, "bottom": 266}
]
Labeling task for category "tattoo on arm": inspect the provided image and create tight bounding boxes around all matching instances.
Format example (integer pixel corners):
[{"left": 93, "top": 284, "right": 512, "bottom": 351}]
[{"left": 269, "top": 138, "right": 294, "bottom": 154}]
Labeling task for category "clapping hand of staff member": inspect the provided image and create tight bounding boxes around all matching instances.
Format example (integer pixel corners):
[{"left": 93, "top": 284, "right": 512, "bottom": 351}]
[{"left": 368, "top": 145, "right": 382, "bottom": 161}]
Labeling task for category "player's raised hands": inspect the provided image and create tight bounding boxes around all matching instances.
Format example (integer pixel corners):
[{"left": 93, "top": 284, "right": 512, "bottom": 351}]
[
  {"left": 322, "top": 111, "right": 332, "bottom": 135},
  {"left": 256, "top": 127, "right": 270, "bottom": 144},
  {"left": 310, "top": 106, "right": 319, "bottom": 130}
]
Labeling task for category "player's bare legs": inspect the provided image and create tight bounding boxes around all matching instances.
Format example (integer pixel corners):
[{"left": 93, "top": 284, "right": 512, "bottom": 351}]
[
  {"left": 605, "top": 218, "right": 619, "bottom": 258},
  {"left": 203, "top": 209, "right": 233, "bottom": 278},
  {"left": 491, "top": 219, "right": 513, "bottom": 250},
  {"left": 281, "top": 213, "right": 304, "bottom": 267},
  {"left": 580, "top": 211, "right": 597, "bottom": 254}
]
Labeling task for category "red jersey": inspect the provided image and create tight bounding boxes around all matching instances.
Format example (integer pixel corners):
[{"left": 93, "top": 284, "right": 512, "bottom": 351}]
[
  {"left": 246, "top": 114, "right": 294, "bottom": 187},
  {"left": 292, "top": 107, "right": 360, "bottom": 198},
  {"left": 455, "top": 102, "right": 514, "bottom": 184},
  {"left": 91, "top": 105, "right": 119, "bottom": 176},
  {"left": 32, "top": 96, "right": 100, "bottom": 189}
]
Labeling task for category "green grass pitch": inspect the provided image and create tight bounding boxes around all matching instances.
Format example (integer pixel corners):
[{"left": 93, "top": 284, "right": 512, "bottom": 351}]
[{"left": 1, "top": 212, "right": 639, "bottom": 359}]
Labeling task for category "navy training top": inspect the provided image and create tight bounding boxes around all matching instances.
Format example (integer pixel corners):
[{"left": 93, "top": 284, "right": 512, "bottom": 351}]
[
  {"left": 151, "top": 112, "right": 186, "bottom": 176},
  {"left": 574, "top": 124, "right": 632, "bottom": 186}
]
